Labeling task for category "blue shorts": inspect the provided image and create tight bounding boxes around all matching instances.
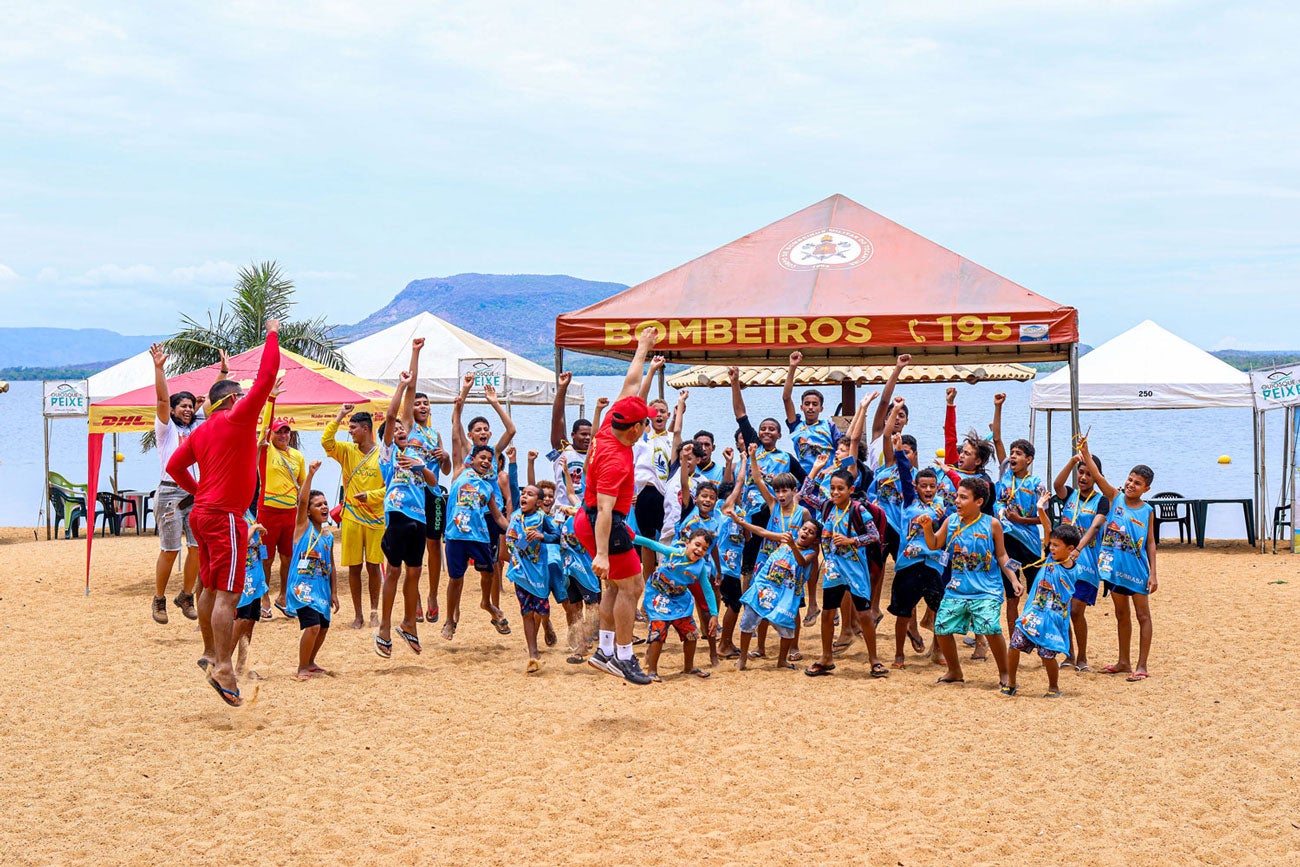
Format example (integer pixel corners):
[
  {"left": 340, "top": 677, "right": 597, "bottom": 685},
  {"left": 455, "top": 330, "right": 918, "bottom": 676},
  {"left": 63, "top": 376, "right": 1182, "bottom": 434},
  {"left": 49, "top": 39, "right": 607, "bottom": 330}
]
[
  {"left": 1072, "top": 580, "right": 1098, "bottom": 606},
  {"left": 445, "top": 539, "right": 495, "bottom": 580},
  {"left": 515, "top": 585, "right": 550, "bottom": 617}
]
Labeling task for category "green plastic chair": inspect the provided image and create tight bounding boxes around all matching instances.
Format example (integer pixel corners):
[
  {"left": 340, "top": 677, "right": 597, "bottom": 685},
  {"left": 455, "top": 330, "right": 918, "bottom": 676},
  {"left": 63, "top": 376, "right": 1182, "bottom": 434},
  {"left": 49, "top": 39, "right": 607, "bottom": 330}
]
[
  {"left": 49, "top": 471, "right": 87, "bottom": 494},
  {"left": 48, "top": 472, "right": 89, "bottom": 538}
]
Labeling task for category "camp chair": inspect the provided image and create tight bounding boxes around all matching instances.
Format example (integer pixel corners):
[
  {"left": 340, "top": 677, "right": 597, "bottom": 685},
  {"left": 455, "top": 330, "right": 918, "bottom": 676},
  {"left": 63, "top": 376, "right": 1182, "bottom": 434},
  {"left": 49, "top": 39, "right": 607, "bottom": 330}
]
[
  {"left": 1273, "top": 504, "right": 1292, "bottom": 554},
  {"left": 96, "top": 491, "right": 139, "bottom": 537},
  {"left": 1151, "top": 492, "right": 1192, "bottom": 544}
]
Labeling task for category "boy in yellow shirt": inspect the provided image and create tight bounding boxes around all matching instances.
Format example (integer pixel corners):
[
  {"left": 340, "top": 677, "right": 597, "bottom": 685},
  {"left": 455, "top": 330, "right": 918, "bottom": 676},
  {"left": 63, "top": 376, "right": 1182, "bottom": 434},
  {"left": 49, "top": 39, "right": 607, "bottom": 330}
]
[{"left": 323, "top": 404, "right": 386, "bottom": 629}]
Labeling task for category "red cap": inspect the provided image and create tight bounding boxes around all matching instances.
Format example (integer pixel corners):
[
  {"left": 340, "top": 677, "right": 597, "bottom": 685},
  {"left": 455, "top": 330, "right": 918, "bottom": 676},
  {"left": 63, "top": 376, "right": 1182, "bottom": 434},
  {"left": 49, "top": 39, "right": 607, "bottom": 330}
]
[
  {"left": 272, "top": 416, "right": 293, "bottom": 430},
  {"left": 610, "top": 395, "right": 657, "bottom": 426}
]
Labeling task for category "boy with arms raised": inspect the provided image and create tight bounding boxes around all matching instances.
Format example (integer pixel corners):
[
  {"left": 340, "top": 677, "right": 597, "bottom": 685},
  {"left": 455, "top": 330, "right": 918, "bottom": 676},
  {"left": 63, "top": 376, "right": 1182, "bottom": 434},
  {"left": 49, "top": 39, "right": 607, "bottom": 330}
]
[
  {"left": 403, "top": 339, "right": 454, "bottom": 623},
  {"left": 323, "top": 403, "right": 385, "bottom": 629},
  {"left": 991, "top": 392, "right": 1049, "bottom": 638},
  {"left": 918, "top": 477, "right": 1023, "bottom": 687},
  {"left": 1052, "top": 446, "right": 1109, "bottom": 671},
  {"left": 1081, "top": 441, "right": 1158, "bottom": 681},
  {"left": 505, "top": 482, "right": 563, "bottom": 673},
  {"left": 782, "top": 350, "right": 842, "bottom": 475}
]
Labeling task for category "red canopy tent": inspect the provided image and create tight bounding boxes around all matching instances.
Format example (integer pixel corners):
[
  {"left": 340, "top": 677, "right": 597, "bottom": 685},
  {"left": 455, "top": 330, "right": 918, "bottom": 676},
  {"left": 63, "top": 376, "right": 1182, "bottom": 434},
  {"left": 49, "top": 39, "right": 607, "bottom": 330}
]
[
  {"left": 83, "top": 346, "right": 393, "bottom": 593},
  {"left": 556, "top": 193, "right": 1078, "bottom": 366}
]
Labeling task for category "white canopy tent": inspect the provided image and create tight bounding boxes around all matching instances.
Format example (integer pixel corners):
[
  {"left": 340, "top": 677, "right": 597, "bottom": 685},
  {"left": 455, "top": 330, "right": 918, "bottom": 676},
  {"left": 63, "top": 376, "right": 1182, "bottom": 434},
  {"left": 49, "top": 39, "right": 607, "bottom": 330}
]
[
  {"left": 340, "top": 312, "right": 583, "bottom": 407},
  {"left": 1029, "top": 320, "right": 1263, "bottom": 548},
  {"left": 88, "top": 350, "right": 155, "bottom": 403}
]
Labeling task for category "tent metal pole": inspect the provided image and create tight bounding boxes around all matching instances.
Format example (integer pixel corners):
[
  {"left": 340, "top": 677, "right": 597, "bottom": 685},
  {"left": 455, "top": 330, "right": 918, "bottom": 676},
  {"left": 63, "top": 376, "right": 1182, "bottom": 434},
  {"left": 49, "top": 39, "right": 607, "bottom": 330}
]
[
  {"left": 1028, "top": 408, "right": 1036, "bottom": 447},
  {"left": 1068, "top": 343, "right": 1081, "bottom": 442},
  {"left": 1046, "top": 411, "right": 1052, "bottom": 485},
  {"left": 840, "top": 381, "right": 855, "bottom": 417},
  {"left": 554, "top": 347, "right": 563, "bottom": 382},
  {"left": 112, "top": 433, "right": 119, "bottom": 493},
  {"left": 1258, "top": 410, "right": 1266, "bottom": 553},
  {"left": 657, "top": 367, "right": 665, "bottom": 401},
  {"left": 43, "top": 417, "right": 51, "bottom": 541}
]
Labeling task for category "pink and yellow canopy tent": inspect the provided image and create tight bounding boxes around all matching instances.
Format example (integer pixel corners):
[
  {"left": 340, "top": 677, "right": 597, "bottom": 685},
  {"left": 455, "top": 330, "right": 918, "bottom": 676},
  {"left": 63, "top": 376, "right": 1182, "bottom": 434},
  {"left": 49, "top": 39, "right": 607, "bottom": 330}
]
[{"left": 84, "top": 346, "right": 393, "bottom": 592}]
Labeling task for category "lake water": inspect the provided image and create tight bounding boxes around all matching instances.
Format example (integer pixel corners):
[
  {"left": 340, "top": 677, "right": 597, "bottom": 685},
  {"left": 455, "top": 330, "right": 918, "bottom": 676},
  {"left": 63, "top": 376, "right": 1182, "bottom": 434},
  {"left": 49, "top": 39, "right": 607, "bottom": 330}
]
[{"left": 0, "top": 376, "right": 1287, "bottom": 542}]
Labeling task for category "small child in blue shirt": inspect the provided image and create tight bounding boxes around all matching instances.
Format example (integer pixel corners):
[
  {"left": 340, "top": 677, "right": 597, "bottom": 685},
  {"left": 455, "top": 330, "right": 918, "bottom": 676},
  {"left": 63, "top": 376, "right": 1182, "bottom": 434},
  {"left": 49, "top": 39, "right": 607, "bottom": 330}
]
[
  {"left": 505, "top": 483, "right": 562, "bottom": 674},
  {"left": 635, "top": 529, "right": 719, "bottom": 682},
  {"left": 1004, "top": 500, "right": 1082, "bottom": 698},
  {"left": 233, "top": 509, "right": 268, "bottom": 678}
]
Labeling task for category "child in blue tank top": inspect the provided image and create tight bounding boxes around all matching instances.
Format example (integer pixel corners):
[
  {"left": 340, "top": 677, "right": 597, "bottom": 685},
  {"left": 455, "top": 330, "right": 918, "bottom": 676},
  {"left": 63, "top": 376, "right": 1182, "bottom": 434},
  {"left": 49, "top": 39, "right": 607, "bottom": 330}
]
[
  {"left": 714, "top": 479, "right": 749, "bottom": 662},
  {"left": 781, "top": 351, "right": 842, "bottom": 474},
  {"left": 635, "top": 530, "right": 719, "bottom": 682},
  {"left": 505, "top": 483, "right": 563, "bottom": 674},
  {"left": 1081, "top": 442, "right": 1158, "bottom": 682},
  {"left": 991, "top": 392, "right": 1050, "bottom": 641},
  {"left": 1052, "top": 447, "right": 1111, "bottom": 672},
  {"left": 725, "top": 515, "right": 821, "bottom": 672},
  {"left": 282, "top": 461, "right": 337, "bottom": 681},
  {"left": 1004, "top": 501, "right": 1081, "bottom": 698},
  {"left": 233, "top": 510, "right": 268, "bottom": 677},
  {"left": 918, "top": 476, "right": 1022, "bottom": 688}
]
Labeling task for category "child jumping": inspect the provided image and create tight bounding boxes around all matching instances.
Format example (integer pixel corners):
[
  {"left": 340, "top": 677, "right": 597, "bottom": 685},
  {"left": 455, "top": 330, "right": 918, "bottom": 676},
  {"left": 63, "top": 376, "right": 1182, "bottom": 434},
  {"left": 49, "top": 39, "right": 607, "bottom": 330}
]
[
  {"left": 1004, "top": 496, "right": 1082, "bottom": 698},
  {"left": 726, "top": 512, "right": 821, "bottom": 671},
  {"left": 233, "top": 510, "right": 268, "bottom": 678},
  {"left": 505, "top": 483, "right": 563, "bottom": 673},
  {"left": 283, "top": 462, "right": 338, "bottom": 680},
  {"left": 635, "top": 529, "right": 720, "bottom": 681}
]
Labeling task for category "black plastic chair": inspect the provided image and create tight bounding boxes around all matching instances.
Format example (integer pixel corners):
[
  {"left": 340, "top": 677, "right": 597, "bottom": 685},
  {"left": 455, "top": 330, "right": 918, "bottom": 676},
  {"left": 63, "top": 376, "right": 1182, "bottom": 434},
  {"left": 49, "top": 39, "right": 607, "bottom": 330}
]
[
  {"left": 1151, "top": 492, "right": 1192, "bottom": 544},
  {"left": 1274, "top": 504, "right": 1293, "bottom": 553},
  {"left": 97, "top": 492, "right": 139, "bottom": 537},
  {"left": 49, "top": 486, "right": 103, "bottom": 539}
]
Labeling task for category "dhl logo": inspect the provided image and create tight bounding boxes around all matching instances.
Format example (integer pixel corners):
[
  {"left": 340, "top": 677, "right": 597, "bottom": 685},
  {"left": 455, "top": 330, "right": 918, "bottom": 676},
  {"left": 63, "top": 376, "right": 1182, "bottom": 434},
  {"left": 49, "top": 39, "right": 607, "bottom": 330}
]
[{"left": 98, "top": 415, "right": 150, "bottom": 427}]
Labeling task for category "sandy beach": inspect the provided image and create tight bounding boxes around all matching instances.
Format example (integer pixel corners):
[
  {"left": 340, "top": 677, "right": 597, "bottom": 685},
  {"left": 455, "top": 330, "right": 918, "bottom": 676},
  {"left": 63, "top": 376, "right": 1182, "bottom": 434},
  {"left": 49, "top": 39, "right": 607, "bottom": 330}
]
[{"left": 2, "top": 527, "right": 1298, "bottom": 865}]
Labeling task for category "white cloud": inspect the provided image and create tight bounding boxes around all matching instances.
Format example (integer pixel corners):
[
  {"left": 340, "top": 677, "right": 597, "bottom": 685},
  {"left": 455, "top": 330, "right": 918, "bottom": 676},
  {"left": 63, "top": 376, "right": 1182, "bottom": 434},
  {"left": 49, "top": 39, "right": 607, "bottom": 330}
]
[
  {"left": 169, "top": 260, "right": 239, "bottom": 284},
  {"left": 0, "top": 264, "right": 18, "bottom": 281}
]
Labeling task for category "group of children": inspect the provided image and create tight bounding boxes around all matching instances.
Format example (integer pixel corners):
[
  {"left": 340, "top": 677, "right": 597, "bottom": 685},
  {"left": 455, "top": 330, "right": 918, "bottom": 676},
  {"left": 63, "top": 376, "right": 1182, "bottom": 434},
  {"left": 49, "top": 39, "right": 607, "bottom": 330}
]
[{"left": 220, "top": 346, "right": 1161, "bottom": 696}]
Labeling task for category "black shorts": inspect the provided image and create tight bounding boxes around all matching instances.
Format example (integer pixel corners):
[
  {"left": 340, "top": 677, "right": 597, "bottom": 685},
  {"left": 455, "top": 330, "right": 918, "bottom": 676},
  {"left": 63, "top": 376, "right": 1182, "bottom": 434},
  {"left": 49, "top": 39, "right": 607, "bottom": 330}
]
[
  {"left": 822, "top": 584, "right": 870, "bottom": 613},
  {"left": 487, "top": 518, "right": 503, "bottom": 562},
  {"left": 883, "top": 524, "right": 901, "bottom": 563},
  {"left": 1103, "top": 581, "right": 1137, "bottom": 597},
  {"left": 423, "top": 487, "right": 447, "bottom": 541},
  {"left": 298, "top": 607, "right": 331, "bottom": 630},
  {"left": 888, "top": 563, "right": 945, "bottom": 618},
  {"left": 719, "top": 574, "right": 742, "bottom": 612},
  {"left": 236, "top": 600, "right": 261, "bottom": 622},
  {"left": 741, "top": 505, "right": 771, "bottom": 574},
  {"left": 634, "top": 486, "right": 666, "bottom": 539},
  {"left": 567, "top": 576, "right": 600, "bottom": 606},
  {"left": 1003, "top": 534, "right": 1042, "bottom": 598},
  {"left": 382, "top": 512, "right": 427, "bottom": 568}
]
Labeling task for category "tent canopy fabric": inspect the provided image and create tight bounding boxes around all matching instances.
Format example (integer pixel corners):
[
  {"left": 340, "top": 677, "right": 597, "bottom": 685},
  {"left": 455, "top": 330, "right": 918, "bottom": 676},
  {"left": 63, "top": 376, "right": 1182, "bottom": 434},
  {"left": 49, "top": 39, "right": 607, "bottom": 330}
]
[
  {"left": 1030, "top": 320, "right": 1252, "bottom": 411},
  {"left": 88, "top": 346, "right": 394, "bottom": 433},
  {"left": 88, "top": 349, "right": 154, "bottom": 403},
  {"left": 340, "top": 312, "right": 582, "bottom": 406},
  {"left": 668, "top": 362, "right": 1036, "bottom": 390},
  {"left": 556, "top": 194, "right": 1078, "bottom": 365}
]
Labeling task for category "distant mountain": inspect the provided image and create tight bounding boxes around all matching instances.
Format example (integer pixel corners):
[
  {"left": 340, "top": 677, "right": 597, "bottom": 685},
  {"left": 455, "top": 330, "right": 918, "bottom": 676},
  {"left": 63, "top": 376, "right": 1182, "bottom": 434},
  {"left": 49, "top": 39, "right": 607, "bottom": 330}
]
[
  {"left": 1210, "top": 350, "right": 1300, "bottom": 370},
  {"left": 0, "top": 328, "right": 163, "bottom": 369},
  {"left": 338, "top": 273, "right": 626, "bottom": 361}
]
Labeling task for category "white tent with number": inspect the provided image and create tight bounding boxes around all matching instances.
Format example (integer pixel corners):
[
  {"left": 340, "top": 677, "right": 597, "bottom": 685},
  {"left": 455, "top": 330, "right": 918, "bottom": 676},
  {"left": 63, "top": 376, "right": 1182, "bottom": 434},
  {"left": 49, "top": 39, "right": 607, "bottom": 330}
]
[
  {"left": 339, "top": 311, "right": 583, "bottom": 406},
  {"left": 1030, "top": 320, "right": 1251, "bottom": 410}
]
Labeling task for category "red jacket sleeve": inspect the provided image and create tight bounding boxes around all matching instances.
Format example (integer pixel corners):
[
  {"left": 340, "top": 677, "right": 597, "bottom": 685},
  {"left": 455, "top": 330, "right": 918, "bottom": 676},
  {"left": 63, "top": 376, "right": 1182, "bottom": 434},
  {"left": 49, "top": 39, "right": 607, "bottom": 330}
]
[
  {"left": 230, "top": 332, "right": 280, "bottom": 427},
  {"left": 166, "top": 436, "right": 199, "bottom": 495},
  {"left": 945, "top": 405, "right": 957, "bottom": 464}
]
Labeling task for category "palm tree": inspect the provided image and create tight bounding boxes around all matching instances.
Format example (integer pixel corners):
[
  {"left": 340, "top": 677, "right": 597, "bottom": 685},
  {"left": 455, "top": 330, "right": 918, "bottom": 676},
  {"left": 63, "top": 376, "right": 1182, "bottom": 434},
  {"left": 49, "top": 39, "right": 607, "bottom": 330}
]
[
  {"left": 162, "top": 260, "right": 348, "bottom": 373},
  {"left": 142, "top": 261, "right": 348, "bottom": 451}
]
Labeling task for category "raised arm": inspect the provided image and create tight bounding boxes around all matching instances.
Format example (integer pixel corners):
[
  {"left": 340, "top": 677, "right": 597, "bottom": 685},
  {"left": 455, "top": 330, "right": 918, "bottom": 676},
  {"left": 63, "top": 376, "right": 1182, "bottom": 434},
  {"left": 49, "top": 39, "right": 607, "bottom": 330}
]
[
  {"left": 918, "top": 511, "right": 948, "bottom": 551},
  {"left": 619, "top": 327, "right": 658, "bottom": 400},
  {"left": 991, "top": 392, "right": 1007, "bottom": 465},
  {"left": 590, "top": 396, "right": 610, "bottom": 438},
  {"left": 550, "top": 371, "right": 572, "bottom": 451},
  {"left": 296, "top": 460, "right": 321, "bottom": 535},
  {"left": 150, "top": 343, "right": 169, "bottom": 423},
  {"left": 527, "top": 450, "right": 538, "bottom": 487},
  {"left": 748, "top": 444, "right": 776, "bottom": 508},
  {"left": 781, "top": 351, "right": 802, "bottom": 424},
  {"left": 944, "top": 387, "right": 958, "bottom": 464},
  {"left": 1079, "top": 440, "right": 1117, "bottom": 502},
  {"left": 729, "top": 366, "right": 751, "bottom": 424},
  {"left": 451, "top": 374, "right": 472, "bottom": 466},
  {"left": 322, "top": 404, "right": 351, "bottom": 460},
  {"left": 670, "top": 389, "right": 688, "bottom": 457},
  {"left": 847, "top": 391, "right": 878, "bottom": 453},
  {"left": 485, "top": 383, "right": 517, "bottom": 453},
  {"left": 638, "top": 355, "right": 665, "bottom": 401},
  {"left": 1053, "top": 454, "right": 1080, "bottom": 500},
  {"left": 872, "top": 354, "right": 910, "bottom": 441},
  {"left": 229, "top": 321, "right": 280, "bottom": 424},
  {"left": 896, "top": 439, "right": 916, "bottom": 508},
  {"left": 384, "top": 371, "right": 410, "bottom": 446},
  {"left": 402, "top": 338, "right": 423, "bottom": 427}
]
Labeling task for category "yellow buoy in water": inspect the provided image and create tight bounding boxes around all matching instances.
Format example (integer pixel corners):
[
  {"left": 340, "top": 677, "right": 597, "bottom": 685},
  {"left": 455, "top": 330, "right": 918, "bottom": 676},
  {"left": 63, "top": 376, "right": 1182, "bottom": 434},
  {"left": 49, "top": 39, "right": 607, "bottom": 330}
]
[
  {"left": 1217, "top": 455, "right": 1231, "bottom": 465},
  {"left": 935, "top": 448, "right": 946, "bottom": 459},
  {"left": 115, "top": 452, "right": 125, "bottom": 463}
]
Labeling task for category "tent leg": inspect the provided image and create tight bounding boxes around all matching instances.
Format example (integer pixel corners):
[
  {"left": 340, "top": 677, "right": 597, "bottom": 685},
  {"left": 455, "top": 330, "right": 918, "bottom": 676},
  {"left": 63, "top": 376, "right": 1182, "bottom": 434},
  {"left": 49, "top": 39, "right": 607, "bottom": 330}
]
[
  {"left": 112, "top": 432, "right": 119, "bottom": 493},
  {"left": 554, "top": 347, "right": 564, "bottom": 381},
  {"left": 43, "top": 417, "right": 51, "bottom": 541},
  {"left": 1046, "top": 411, "right": 1053, "bottom": 486},
  {"left": 840, "top": 381, "right": 855, "bottom": 417},
  {"left": 1258, "top": 410, "right": 1266, "bottom": 554},
  {"left": 1028, "top": 408, "right": 1036, "bottom": 447},
  {"left": 1068, "top": 342, "right": 1081, "bottom": 442},
  {"left": 657, "top": 367, "right": 665, "bottom": 401}
]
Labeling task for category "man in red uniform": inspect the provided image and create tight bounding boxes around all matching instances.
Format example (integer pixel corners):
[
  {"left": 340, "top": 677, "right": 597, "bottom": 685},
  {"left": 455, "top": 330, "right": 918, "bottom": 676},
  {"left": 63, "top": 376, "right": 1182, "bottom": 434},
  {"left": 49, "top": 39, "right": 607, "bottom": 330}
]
[
  {"left": 167, "top": 320, "right": 281, "bottom": 706},
  {"left": 576, "top": 326, "right": 658, "bottom": 684}
]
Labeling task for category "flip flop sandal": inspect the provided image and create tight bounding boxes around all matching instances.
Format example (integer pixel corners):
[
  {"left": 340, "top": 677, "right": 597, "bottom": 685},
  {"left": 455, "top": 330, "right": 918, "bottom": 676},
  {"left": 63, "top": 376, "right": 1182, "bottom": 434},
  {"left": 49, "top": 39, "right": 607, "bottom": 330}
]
[
  {"left": 632, "top": 636, "right": 647, "bottom": 646},
  {"left": 909, "top": 633, "right": 925, "bottom": 653},
  {"left": 788, "top": 650, "right": 803, "bottom": 661},
  {"left": 206, "top": 673, "right": 243, "bottom": 707},
  {"left": 196, "top": 658, "right": 211, "bottom": 672},
  {"left": 274, "top": 601, "right": 290, "bottom": 618},
  {"left": 870, "top": 663, "right": 890, "bottom": 678},
  {"left": 648, "top": 673, "right": 663, "bottom": 683},
  {"left": 936, "top": 676, "right": 964, "bottom": 684},
  {"left": 748, "top": 650, "right": 767, "bottom": 659},
  {"left": 1043, "top": 689, "right": 1062, "bottom": 698},
  {"left": 689, "top": 668, "right": 712, "bottom": 679},
  {"left": 566, "top": 653, "right": 585, "bottom": 664},
  {"left": 415, "top": 611, "right": 425, "bottom": 624},
  {"left": 721, "top": 649, "right": 741, "bottom": 660},
  {"left": 805, "top": 662, "right": 836, "bottom": 677},
  {"left": 1076, "top": 663, "right": 1092, "bottom": 672},
  {"left": 395, "top": 627, "right": 422, "bottom": 655},
  {"left": 1000, "top": 684, "right": 1019, "bottom": 696},
  {"left": 427, "top": 606, "right": 439, "bottom": 624},
  {"left": 260, "top": 608, "right": 273, "bottom": 622},
  {"left": 1126, "top": 672, "right": 1150, "bottom": 682},
  {"left": 1101, "top": 665, "right": 1128, "bottom": 675},
  {"left": 891, "top": 661, "right": 906, "bottom": 669},
  {"left": 802, "top": 609, "right": 821, "bottom": 627},
  {"left": 442, "top": 620, "right": 458, "bottom": 640},
  {"left": 373, "top": 631, "right": 393, "bottom": 658},
  {"left": 491, "top": 618, "right": 512, "bottom": 636}
]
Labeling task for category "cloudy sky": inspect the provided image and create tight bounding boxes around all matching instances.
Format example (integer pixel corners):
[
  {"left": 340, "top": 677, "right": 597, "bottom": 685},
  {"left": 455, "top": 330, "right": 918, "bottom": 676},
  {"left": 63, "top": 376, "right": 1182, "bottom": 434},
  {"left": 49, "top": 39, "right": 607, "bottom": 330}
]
[{"left": 2, "top": 1, "right": 1297, "bottom": 349}]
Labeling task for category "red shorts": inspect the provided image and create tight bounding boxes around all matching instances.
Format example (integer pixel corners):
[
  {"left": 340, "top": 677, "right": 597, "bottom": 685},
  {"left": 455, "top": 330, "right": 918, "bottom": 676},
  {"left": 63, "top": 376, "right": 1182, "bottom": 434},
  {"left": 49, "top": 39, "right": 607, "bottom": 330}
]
[
  {"left": 256, "top": 504, "right": 297, "bottom": 558},
  {"left": 190, "top": 507, "right": 249, "bottom": 594},
  {"left": 575, "top": 508, "right": 641, "bottom": 581}
]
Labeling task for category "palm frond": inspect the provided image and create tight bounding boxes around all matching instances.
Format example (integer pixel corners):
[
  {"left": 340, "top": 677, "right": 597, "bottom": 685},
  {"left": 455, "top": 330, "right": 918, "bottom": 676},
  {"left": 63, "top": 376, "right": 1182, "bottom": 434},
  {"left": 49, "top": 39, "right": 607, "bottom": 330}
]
[{"left": 278, "top": 316, "right": 350, "bottom": 372}]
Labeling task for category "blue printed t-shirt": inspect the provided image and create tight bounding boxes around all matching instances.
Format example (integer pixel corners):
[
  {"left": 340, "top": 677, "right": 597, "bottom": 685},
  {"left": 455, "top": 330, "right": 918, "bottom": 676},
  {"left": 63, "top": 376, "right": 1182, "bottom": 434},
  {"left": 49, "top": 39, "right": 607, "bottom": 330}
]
[
  {"left": 676, "top": 506, "right": 727, "bottom": 553},
  {"left": 786, "top": 414, "right": 841, "bottom": 475},
  {"left": 742, "top": 447, "right": 794, "bottom": 518},
  {"left": 407, "top": 422, "right": 444, "bottom": 488},
  {"left": 239, "top": 510, "right": 268, "bottom": 607},
  {"left": 285, "top": 525, "right": 333, "bottom": 618},
  {"left": 820, "top": 503, "right": 874, "bottom": 599},
  {"left": 644, "top": 549, "right": 712, "bottom": 621},
  {"left": 716, "top": 515, "right": 746, "bottom": 578},
  {"left": 740, "top": 543, "right": 808, "bottom": 630},
  {"left": 1015, "top": 560, "right": 1074, "bottom": 654},
  {"left": 896, "top": 499, "right": 948, "bottom": 573},
  {"left": 867, "top": 462, "right": 911, "bottom": 534},
  {"left": 995, "top": 462, "right": 1048, "bottom": 555},
  {"left": 446, "top": 470, "right": 501, "bottom": 543},
  {"left": 1098, "top": 500, "right": 1153, "bottom": 594},
  {"left": 943, "top": 513, "right": 1002, "bottom": 600},
  {"left": 559, "top": 510, "right": 600, "bottom": 595},
  {"left": 380, "top": 441, "right": 427, "bottom": 523},
  {"left": 816, "top": 453, "right": 855, "bottom": 500},
  {"left": 506, "top": 509, "right": 553, "bottom": 598},
  {"left": 1060, "top": 486, "right": 1110, "bottom": 588}
]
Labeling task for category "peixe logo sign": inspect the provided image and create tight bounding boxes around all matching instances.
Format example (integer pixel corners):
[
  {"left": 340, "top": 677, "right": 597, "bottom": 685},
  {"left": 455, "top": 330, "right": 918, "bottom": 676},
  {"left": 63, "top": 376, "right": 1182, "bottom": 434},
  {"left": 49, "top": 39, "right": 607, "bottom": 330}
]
[
  {"left": 1250, "top": 365, "right": 1300, "bottom": 409},
  {"left": 43, "top": 380, "right": 89, "bottom": 418},
  {"left": 458, "top": 358, "right": 508, "bottom": 397}
]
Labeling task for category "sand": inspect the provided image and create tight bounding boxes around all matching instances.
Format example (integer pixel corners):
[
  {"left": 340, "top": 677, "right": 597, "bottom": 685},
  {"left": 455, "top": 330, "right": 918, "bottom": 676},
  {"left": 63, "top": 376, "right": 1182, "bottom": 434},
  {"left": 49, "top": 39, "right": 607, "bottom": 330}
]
[{"left": 1, "top": 526, "right": 1298, "bottom": 865}]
